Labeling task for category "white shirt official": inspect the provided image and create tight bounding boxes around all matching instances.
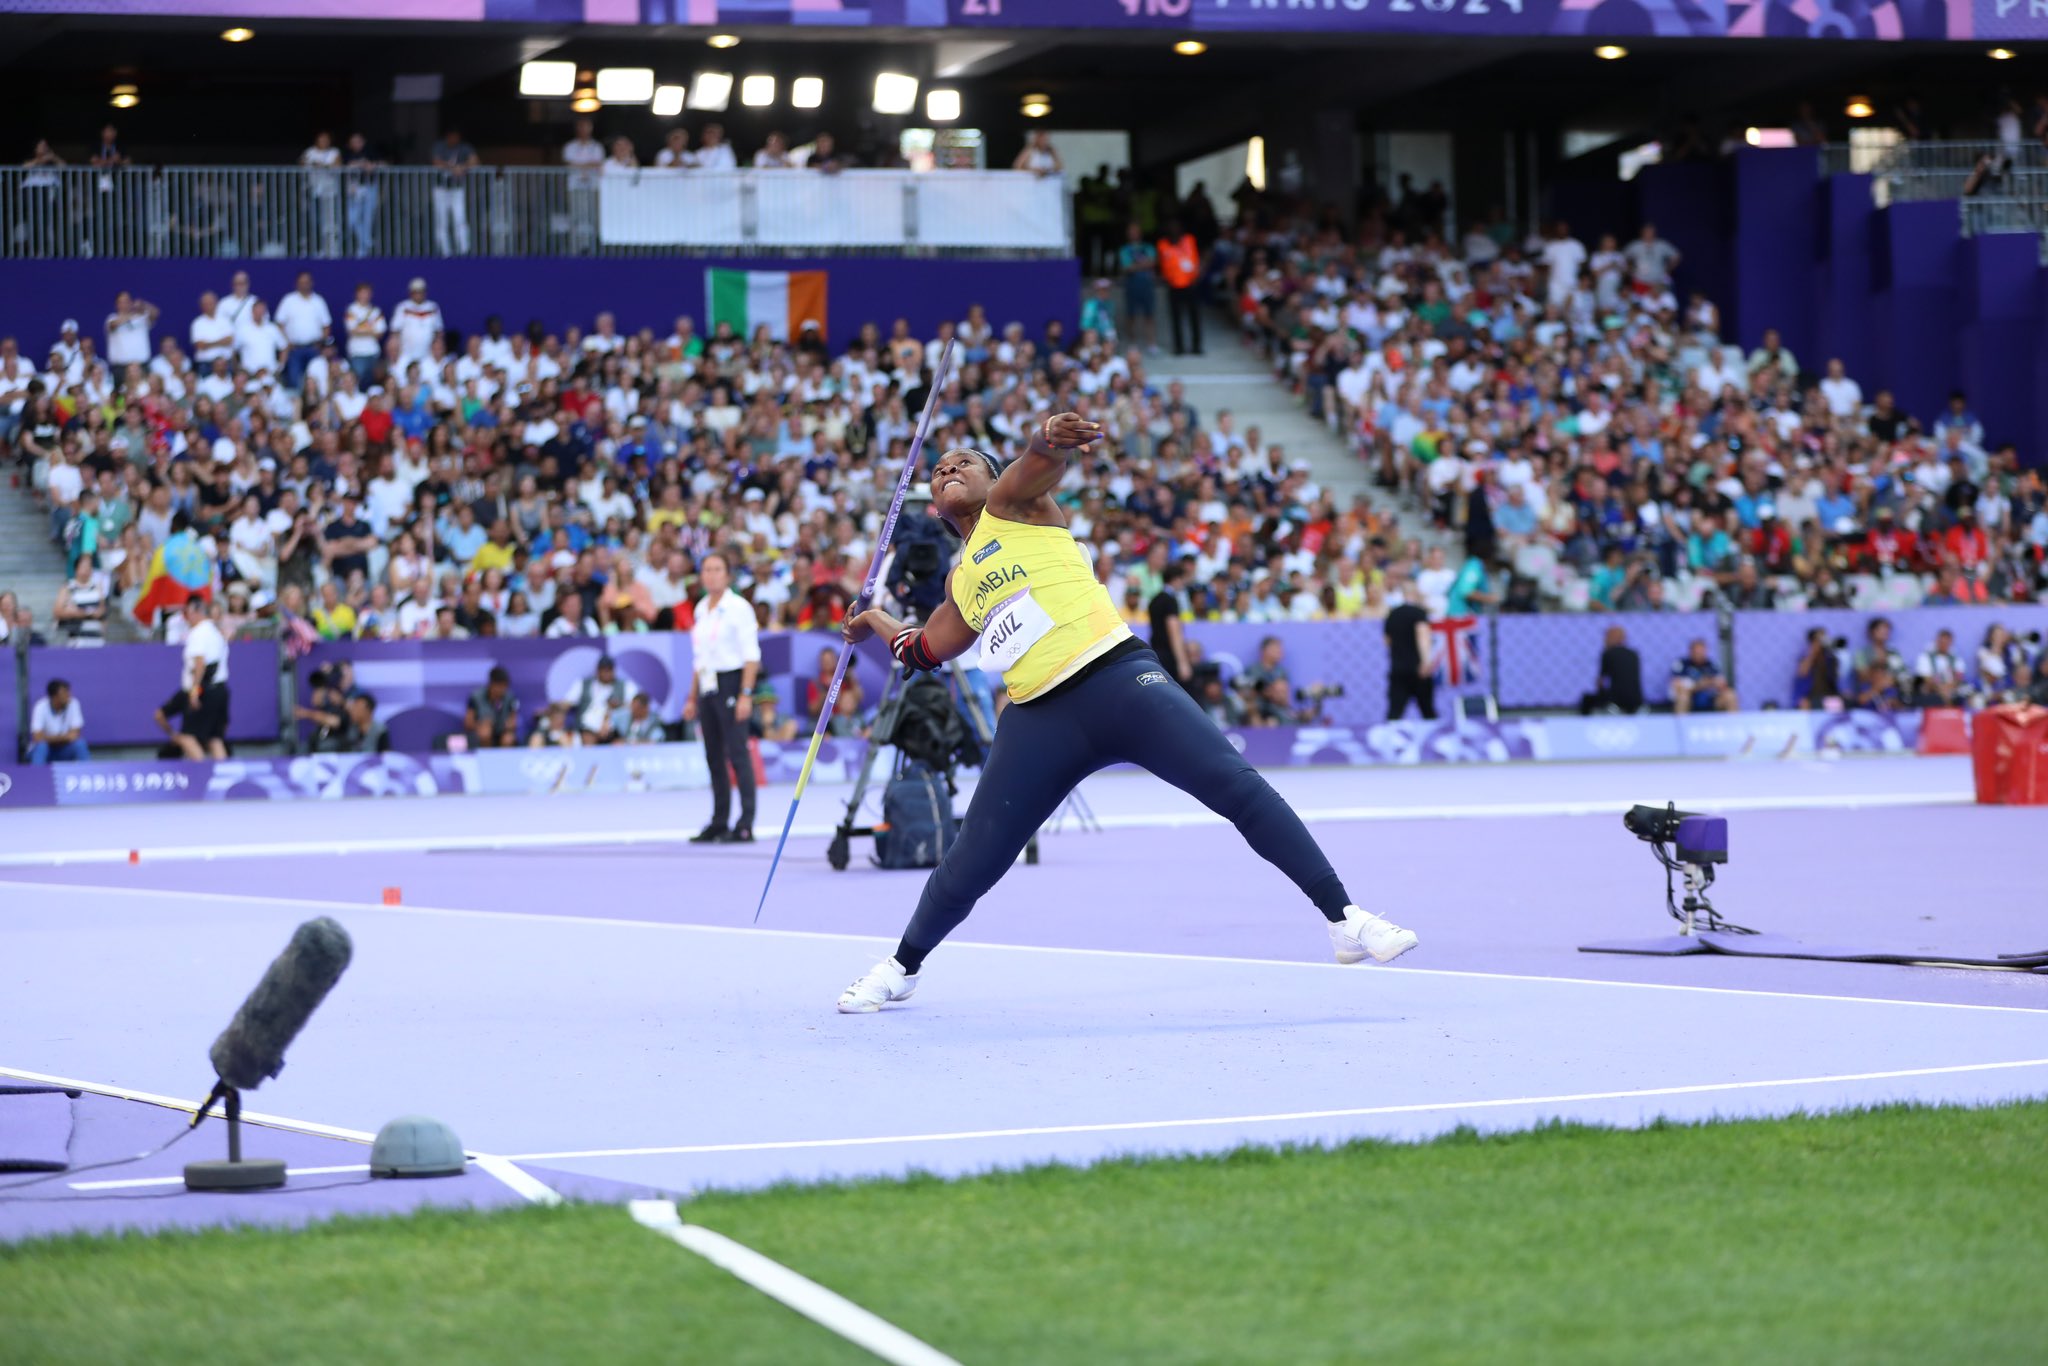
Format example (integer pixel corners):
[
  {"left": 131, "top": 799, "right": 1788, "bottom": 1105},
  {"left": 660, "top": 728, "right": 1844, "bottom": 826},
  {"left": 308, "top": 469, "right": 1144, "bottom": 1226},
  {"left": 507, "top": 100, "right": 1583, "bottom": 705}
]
[
  {"left": 690, "top": 589, "right": 761, "bottom": 694},
  {"left": 183, "top": 617, "right": 229, "bottom": 687}
]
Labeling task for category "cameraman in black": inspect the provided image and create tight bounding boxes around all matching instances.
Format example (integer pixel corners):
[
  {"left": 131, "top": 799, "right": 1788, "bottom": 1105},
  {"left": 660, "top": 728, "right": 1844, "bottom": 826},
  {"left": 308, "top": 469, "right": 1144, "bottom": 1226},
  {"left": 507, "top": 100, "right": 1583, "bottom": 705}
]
[
  {"left": 1793, "top": 627, "right": 1842, "bottom": 710},
  {"left": 295, "top": 660, "right": 362, "bottom": 753}
]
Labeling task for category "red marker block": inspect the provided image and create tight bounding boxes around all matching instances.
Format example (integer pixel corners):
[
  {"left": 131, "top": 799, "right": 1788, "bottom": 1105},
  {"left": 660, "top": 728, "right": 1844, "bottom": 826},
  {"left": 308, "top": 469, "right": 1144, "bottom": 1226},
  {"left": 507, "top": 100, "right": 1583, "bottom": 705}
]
[
  {"left": 128, "top": 850, "right": 140, "bottom": 865},
  {"left": 381, "top": 887, "right": 402, "bottom": 906}
]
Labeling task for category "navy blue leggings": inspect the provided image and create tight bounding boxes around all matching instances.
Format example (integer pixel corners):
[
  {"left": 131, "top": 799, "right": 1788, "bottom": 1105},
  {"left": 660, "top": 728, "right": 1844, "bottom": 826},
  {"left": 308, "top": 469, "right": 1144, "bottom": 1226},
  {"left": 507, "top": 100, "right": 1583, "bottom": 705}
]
[{"left": 896, "top": 646, "right": 1351, "bottom": 970}]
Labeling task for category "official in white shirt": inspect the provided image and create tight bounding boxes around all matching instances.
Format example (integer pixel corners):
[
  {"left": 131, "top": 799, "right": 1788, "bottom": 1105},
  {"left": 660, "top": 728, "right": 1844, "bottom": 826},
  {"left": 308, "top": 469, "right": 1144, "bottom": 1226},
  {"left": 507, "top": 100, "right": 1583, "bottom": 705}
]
[
  {"left": 177, "top": 596, "right": 232, "bottom": 759},
  {"left": 684, "top": 551, "right": 760, "bottom": 843}
]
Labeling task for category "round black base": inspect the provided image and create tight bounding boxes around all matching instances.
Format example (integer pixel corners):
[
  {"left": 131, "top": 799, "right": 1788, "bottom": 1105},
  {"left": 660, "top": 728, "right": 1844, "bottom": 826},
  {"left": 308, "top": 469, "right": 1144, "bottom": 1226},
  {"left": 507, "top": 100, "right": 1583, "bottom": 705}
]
[{"left": 184, "top": 1158, "right": 287, "bottom": 1191}]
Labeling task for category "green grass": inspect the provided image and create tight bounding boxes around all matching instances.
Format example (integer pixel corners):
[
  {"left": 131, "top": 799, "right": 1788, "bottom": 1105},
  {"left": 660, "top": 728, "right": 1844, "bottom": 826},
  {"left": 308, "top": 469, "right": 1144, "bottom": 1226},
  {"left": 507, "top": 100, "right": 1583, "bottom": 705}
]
[{"left": 5, "top": 1103, "right": 2044, "bottom": 1365}]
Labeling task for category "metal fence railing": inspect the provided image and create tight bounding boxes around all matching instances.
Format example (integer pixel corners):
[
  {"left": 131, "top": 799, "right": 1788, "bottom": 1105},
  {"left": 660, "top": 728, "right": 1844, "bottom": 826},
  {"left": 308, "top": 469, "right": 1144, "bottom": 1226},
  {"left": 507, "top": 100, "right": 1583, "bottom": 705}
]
[
  {"left": 0, "top": 165, "right": 1073, "bottom": 260},
  {"left": 1822, "top": 140, "right": 2048, "bottom": 206}
]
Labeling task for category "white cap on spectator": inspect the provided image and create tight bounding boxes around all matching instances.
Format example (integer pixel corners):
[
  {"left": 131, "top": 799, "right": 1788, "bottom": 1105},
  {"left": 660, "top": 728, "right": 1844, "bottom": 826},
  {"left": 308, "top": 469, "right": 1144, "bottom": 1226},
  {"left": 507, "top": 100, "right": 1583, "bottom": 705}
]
[
  {"left": 408, "top": 277, "right": 427, "bottom": 292},
  {"left": 743, "top": 488, "right": 765, "bottom": 501},
  {"left": 61, "top": 318, "right": 78, "bottom": 333},
  {"left": 212, "top": 437, "right": 237, "bottom": 464},
  {"left": 1465, "top": 439, "right": 1489, "bottom": 456},
  {"left": 550, "top": 550, "right": 576, "bottom": 569}
]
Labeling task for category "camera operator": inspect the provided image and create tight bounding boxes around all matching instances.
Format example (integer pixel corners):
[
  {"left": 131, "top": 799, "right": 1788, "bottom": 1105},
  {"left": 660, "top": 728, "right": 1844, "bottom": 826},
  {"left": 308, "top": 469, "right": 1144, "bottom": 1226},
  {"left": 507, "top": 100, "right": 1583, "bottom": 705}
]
[
  {"left": 1793, "top": 628, "right": 1842, "bottom": 710},
  {"left": 1911, "top": 628, "right": 1967, "bottom": 708},
  {"left": 1192, "top": 666, "right": 1247, "bottom": 728}
]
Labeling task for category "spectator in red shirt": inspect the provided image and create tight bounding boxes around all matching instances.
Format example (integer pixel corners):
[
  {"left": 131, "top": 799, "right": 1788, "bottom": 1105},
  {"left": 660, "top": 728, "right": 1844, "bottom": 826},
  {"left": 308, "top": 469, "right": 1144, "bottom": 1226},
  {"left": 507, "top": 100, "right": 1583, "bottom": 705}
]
[
  {"left": 1865, "top": 508, "right": 1917, "bottom": 570},
  {"left": 1751, "top": 506, "right": 1792, "bottom": 572},
  {"left": 1944, "top": 507, "right": 1990, "bottom": 568},
  {"left": 359, "top": 387, "right": 394, "bottom": 447}
]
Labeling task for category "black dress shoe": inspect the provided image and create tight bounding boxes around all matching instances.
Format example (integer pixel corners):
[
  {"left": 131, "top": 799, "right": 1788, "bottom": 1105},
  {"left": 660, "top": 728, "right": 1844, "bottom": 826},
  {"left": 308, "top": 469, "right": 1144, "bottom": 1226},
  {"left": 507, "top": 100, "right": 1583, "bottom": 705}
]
[
  {"left": 690, "top": 825, "right": 731, "bottom": 844},
  {"left": 728, "top": 826, "right": 755, "bottom": 844}
]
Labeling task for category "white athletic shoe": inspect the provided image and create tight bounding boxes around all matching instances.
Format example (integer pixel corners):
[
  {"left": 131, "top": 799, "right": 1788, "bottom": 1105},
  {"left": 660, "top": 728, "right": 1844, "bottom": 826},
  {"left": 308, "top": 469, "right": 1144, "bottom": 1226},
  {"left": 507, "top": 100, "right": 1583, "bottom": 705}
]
[
  {"left": 1329, "top": 905, "right": 1419, "bottom": 966},
  {"left": 836, "top": 956, "right": 920, "bottom": 1014}
]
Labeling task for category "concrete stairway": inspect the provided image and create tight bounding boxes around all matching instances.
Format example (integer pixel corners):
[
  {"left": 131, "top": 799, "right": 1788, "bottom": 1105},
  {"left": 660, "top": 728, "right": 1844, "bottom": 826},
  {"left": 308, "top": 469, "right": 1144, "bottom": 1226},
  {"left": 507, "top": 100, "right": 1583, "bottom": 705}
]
[
  {"left": 1148, "top": 318, "right": 1444, "bottom": 548},
  {"left": 0, "top": 474, "right": 73, "bottom": 634}
]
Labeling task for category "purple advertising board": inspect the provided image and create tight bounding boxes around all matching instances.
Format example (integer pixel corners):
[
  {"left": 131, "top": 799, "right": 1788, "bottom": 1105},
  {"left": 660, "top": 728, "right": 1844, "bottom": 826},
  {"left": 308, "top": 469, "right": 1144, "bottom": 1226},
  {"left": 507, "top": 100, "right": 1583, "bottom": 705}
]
[
  {"left": 0, "top": 0, "right": 2007, "bottom": 37},
  {"left": 5, "top": 258, "right": 1080, "bottom": 382},
  {"left": 24, "top": 641, "right": 281, "bottom": 748},
  {"left": 1, "top": 659, "right": 16, "bottom": 765}
]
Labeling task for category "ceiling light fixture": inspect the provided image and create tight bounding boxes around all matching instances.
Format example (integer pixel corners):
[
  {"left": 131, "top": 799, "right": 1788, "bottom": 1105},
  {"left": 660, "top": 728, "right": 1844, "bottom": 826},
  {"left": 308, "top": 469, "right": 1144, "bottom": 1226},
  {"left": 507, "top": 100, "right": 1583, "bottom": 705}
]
[
  {"left": 791, "top": 76, "right": 824, "bottom": 109},
  {"left": 925, "top": 88, "right": 961, "bottom": 123},
  {"left": 741, "top": 74, "right": 775, "bottom": 107},
  {"left": 1020, "top": 93, "right": 1051, "bottom": 119},
  {"left": 221, "top": 27, "right": 254, "bottom": 43},
  {"left": 1845, "top": 95, "right": 1874, "bottom": 119},
  {"left": 110, "top": 83, "right": 139, "bottom": 109},
  {"left": 595, "top": 67, "right": 655, "bottom": 104},
  {"left": 873, "top": 71, "right": 919, "bottom": 115},
  {"left": 571, "top": 88, "right": 600, "bottom": 114},
  {"left": 518, "top": 60, "right": 576, "bottom": 98},
  {"left": 1594, "top": 44, "right": 1627, "bottom": 60},
  {"left": 1174, "top": 40, "right": 1206, "bottom": 55},
  {"left": 652, "top": 84, "right": 686, "bottom": 117},
  {"left": 707, "top": 33, "right": 740, "bottom": 49},
  {"left": 687, "top": 71, "right": 733, "bottom": 112}
]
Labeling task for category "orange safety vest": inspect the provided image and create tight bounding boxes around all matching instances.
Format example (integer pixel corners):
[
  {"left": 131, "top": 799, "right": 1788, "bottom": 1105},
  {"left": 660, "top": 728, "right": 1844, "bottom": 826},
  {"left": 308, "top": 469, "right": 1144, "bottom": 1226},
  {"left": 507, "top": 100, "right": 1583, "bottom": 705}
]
[{"left": 1157, "top": 234, "right": 1200, "bottom": 289}]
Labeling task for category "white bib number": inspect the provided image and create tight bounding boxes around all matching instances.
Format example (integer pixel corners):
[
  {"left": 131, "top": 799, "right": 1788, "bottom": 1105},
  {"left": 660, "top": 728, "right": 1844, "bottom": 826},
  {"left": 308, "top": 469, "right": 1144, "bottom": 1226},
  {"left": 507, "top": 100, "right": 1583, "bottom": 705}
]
[{"left": 979, "top": 588, "right": 1055, "bottom": 674}]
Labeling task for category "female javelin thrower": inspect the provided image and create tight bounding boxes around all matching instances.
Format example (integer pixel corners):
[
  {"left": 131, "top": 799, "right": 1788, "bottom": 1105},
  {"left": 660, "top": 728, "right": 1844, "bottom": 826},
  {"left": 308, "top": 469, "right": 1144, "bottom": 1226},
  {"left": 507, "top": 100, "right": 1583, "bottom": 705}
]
[{"left": 835, "top": 412, "right": 1418, "bottom": 1012}]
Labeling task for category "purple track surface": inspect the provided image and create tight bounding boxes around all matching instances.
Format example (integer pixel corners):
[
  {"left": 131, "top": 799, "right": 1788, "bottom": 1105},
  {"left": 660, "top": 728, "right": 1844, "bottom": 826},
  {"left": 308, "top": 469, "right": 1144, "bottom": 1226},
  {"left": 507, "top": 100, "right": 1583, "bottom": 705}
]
[{"left": 4, "top": 754, "right": 2045, "bottom": 1244}]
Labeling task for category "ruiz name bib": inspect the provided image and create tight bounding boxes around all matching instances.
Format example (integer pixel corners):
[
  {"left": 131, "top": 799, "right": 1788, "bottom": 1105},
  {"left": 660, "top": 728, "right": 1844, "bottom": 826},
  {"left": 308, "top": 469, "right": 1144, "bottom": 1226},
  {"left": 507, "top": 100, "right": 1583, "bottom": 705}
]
[{"left": 979, "top": 587, "right": 1056, "bottom": 675}]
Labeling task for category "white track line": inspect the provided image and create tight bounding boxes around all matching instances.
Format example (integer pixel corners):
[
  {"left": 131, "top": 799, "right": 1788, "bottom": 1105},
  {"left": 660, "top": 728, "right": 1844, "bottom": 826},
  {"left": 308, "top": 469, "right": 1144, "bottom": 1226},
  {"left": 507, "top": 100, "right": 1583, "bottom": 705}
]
[
  {"left": 516, "top": 1056, "right": 2048, "bottom": 1163},
  {"left": 0, "top": 788, "right": 1971, "bottom": 867},
  {"left": 8, "top": 878, "right": 2046, "bottom": 1017},
  {"left": 473, "top": 1153, "right": 564, "bottom": 1206},
  {"left": 631, "top": 1199, "right": 961, "bottom": 1366}
]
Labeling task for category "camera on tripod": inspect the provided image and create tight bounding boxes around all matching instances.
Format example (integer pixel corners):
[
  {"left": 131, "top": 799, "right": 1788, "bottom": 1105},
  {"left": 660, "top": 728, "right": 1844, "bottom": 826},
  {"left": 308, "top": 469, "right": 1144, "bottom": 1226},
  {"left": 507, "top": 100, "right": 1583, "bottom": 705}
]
[{"left": 1295, "top": 682, "right": 1345, "bottom": 703}]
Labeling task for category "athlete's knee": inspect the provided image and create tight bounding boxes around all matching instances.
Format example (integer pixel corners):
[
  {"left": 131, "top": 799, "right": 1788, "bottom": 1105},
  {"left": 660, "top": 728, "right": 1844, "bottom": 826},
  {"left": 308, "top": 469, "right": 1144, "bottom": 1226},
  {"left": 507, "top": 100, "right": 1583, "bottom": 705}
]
[{"left": 1203, "top": 762, "right": 1273, "bottom": 822}]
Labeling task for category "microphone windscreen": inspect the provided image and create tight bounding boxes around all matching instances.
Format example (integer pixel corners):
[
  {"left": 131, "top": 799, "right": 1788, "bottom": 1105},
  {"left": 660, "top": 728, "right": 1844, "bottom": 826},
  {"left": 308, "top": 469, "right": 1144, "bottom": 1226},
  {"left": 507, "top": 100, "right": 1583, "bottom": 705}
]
[{"left": 208, "top": 917, "right": 353, "bottom": 1092}]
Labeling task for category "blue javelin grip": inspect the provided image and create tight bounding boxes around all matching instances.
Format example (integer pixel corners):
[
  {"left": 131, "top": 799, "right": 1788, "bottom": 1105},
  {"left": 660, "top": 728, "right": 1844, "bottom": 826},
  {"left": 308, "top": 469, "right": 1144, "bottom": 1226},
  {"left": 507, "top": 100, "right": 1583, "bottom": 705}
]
[{"left": 752, "top": 339, "right": 958, "bottom": 924}]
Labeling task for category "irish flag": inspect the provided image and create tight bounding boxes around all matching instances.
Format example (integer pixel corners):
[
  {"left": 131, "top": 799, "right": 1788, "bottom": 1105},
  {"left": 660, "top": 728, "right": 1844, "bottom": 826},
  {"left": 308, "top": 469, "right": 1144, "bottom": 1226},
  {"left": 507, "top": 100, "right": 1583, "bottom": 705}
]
[{"left": 705, "top": 269, "right": 827, "bottom": 343}]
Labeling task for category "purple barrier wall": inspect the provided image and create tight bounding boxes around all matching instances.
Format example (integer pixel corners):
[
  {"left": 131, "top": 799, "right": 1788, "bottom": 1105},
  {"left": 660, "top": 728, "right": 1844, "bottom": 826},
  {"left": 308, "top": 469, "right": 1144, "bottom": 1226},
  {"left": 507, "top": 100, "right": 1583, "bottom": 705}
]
[
  {"left": 1637, "top": 162, "right": 1731, "bottom": 333},
  {"left": 1732, "top": 604, "right": 2048, "bottom": 709},
  {"left": 1814, "top": 172, "right": 1878, "bottom": 389},
  {"left": 1732, "top": 150, "right": 1818, "bottom": 370},
  {"left": 25, "top": 642, "right": 281, "bottom": 748},
  {"left": 3, "top": 257, "right": 1081, "bottom": 358},
  {"left": 299, "top": 631, "right": 902, "bottom": 752},
  {"left": 1495, "top": 611, "right": 1718, "bottom": 710},
  {"left": 1, "top": 657, "right": 17, "bottom": 762}
]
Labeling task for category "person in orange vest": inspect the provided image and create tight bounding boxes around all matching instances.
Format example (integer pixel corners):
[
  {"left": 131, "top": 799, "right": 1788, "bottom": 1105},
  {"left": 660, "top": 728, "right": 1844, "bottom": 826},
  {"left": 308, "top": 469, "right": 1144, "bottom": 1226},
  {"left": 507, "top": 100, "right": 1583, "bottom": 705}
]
[{"left": 1156, "top": 218, "right": 1204, "bottom": 356}]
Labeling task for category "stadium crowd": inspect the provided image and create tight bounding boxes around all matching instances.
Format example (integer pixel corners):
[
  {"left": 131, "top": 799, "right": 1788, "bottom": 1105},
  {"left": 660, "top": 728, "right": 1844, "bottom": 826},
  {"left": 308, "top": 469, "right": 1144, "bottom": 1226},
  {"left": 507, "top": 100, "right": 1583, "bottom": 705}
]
[
  {"left": 1211, "top": 187, "right": 2048, "bottom": 629},
  {"left": 5, "top": 181, "right": 2048, "bottom": 749}
]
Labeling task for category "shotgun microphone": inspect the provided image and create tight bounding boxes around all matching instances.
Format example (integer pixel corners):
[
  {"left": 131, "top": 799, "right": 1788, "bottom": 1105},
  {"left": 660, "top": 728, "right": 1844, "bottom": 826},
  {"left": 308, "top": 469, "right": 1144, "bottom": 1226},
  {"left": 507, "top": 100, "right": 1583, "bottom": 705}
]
[{"left": 208, "top": 917, "right": 353, "bottom": 1092}]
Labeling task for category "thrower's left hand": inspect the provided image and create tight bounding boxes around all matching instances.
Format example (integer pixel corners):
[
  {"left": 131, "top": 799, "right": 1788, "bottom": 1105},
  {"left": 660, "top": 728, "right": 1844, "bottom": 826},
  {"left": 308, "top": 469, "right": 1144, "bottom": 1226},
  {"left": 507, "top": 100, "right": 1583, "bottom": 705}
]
[{"left": 1040, "top": 412, "right": 1104, "bottom": 452}]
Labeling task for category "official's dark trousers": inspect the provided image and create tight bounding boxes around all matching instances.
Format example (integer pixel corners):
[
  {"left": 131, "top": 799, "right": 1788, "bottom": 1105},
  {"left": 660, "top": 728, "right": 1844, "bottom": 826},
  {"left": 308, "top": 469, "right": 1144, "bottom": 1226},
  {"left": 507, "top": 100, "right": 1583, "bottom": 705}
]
[
  {"left": 698, "top": 668, "right": 755, "bottom": 831},
  {"left": 1167, "top": 286, "right": 1203, "bottom": 355}
]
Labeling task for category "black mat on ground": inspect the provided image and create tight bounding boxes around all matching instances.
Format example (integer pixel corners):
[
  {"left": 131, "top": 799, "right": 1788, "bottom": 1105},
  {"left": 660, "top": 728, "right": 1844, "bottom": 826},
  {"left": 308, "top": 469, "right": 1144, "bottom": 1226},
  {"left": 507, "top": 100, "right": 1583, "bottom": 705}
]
[
  {"left": 0, "top": 1090, "right": 76, "bottom": 1171},
  {"left": 1581, "top": 931, "right": 2048, "bottom": 972}
]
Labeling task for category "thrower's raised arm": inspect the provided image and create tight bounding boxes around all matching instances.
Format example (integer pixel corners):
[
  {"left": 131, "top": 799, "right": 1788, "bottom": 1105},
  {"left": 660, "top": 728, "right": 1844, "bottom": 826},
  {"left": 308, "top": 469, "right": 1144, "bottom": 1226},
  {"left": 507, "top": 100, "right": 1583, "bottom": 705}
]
[{"left": 991, "top": 412, "right": 1104, "bottom": 512}]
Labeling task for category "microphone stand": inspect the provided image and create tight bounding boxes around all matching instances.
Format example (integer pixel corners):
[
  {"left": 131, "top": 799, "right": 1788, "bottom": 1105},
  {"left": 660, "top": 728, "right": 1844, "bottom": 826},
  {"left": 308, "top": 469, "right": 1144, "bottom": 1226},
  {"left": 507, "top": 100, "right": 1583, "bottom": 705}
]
[{"left": 184, "top": 1080, "right": 287, "bottom": 1191}]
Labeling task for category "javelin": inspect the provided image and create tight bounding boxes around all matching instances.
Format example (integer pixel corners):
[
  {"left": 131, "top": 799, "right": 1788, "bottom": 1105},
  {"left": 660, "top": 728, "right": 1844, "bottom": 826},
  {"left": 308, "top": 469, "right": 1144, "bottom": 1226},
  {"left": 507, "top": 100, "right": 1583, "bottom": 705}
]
[{"left": 752, "top": 339, "right": 958, "bottom": 924}]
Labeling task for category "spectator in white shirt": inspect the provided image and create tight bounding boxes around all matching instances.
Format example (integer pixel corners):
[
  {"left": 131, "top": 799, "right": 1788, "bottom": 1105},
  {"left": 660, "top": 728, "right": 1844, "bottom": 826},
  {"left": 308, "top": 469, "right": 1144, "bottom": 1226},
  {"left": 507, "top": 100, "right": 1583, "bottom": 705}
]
[
  {"left": 274, "top": 271, "right": 332, "bottom": 392},
  {"left": 604, "top": 136, "right": 639, "bottom": 174},
  {"left": 177, "top": 596, "right": 232, "bottom": 760},
  {"left": 301, "top": 130, "right": 343, "bottom": 254},
  {"left": 1540, "top": 222, "right": 1586, "bottom": 308},
  {"left": 28, "top": 679, "right": 88, "bottom": 764},
  {"left": 654, "top": 127, "right": 694, "bottom": 168},
  {"left": 105, "top": 291, "right": 158, "bottom": 369},
  {"left": 394, "top": 278, "right": 444, "bottom": 363},
  {"left": 1623, "top": 222, "right": 1680, "bottom": 288},
  {"left": 563, "top": 117, "right": 605, "bottom": 250},
  {"left": 753, "top": 131, "right": 793, "bottom": 169},
  {"left": 217, "top": 271, "right": 260, "bottom": 330},
  {"left": 342, "top": 281, "right": 385, "bottom": 386},
  {"left": 1818, "top": 357, "right": 1862, "bottom": 419},
  {"left": 189, "top": 291, "right": 237, "bottom": 367},
  {"left": 235, "top": 300, "right": 287, "bottom": 386},
  {"left": 696, "top": 123, "right": 738, "bottom": 171}
]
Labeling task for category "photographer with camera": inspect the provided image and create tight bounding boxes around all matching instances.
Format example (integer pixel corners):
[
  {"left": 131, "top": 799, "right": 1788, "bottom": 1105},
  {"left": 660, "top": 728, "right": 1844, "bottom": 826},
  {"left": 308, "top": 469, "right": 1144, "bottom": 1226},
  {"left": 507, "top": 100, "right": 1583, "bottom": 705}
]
[
  {"left": 1793, "top": 628, "right": 1843, "bottom": 710},
  {"left": 1911, "top": 629, "right": 1968, "bottom": 708}
]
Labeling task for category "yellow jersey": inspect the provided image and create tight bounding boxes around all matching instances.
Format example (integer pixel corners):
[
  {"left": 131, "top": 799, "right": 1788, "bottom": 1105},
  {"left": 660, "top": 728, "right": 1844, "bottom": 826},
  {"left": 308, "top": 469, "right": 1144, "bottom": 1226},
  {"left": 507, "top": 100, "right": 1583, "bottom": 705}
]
[{"left": 949, "top": 508, "right": 1130, "bottom": 703}]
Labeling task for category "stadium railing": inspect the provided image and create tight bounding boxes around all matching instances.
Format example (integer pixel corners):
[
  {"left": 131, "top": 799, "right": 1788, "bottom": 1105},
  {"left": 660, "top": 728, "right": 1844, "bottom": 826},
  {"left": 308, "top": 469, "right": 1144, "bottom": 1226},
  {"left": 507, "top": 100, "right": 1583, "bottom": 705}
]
[{"left": 0, "top": 166, "right": 1072, "bottom": 260}]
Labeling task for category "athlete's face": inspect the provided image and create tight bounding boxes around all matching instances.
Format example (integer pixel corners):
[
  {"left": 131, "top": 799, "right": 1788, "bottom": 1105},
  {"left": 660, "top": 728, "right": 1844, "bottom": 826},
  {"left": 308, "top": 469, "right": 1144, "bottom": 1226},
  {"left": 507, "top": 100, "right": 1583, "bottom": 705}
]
[{"left": 930, "top": 447, "right": 995, "bottom": 527}]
